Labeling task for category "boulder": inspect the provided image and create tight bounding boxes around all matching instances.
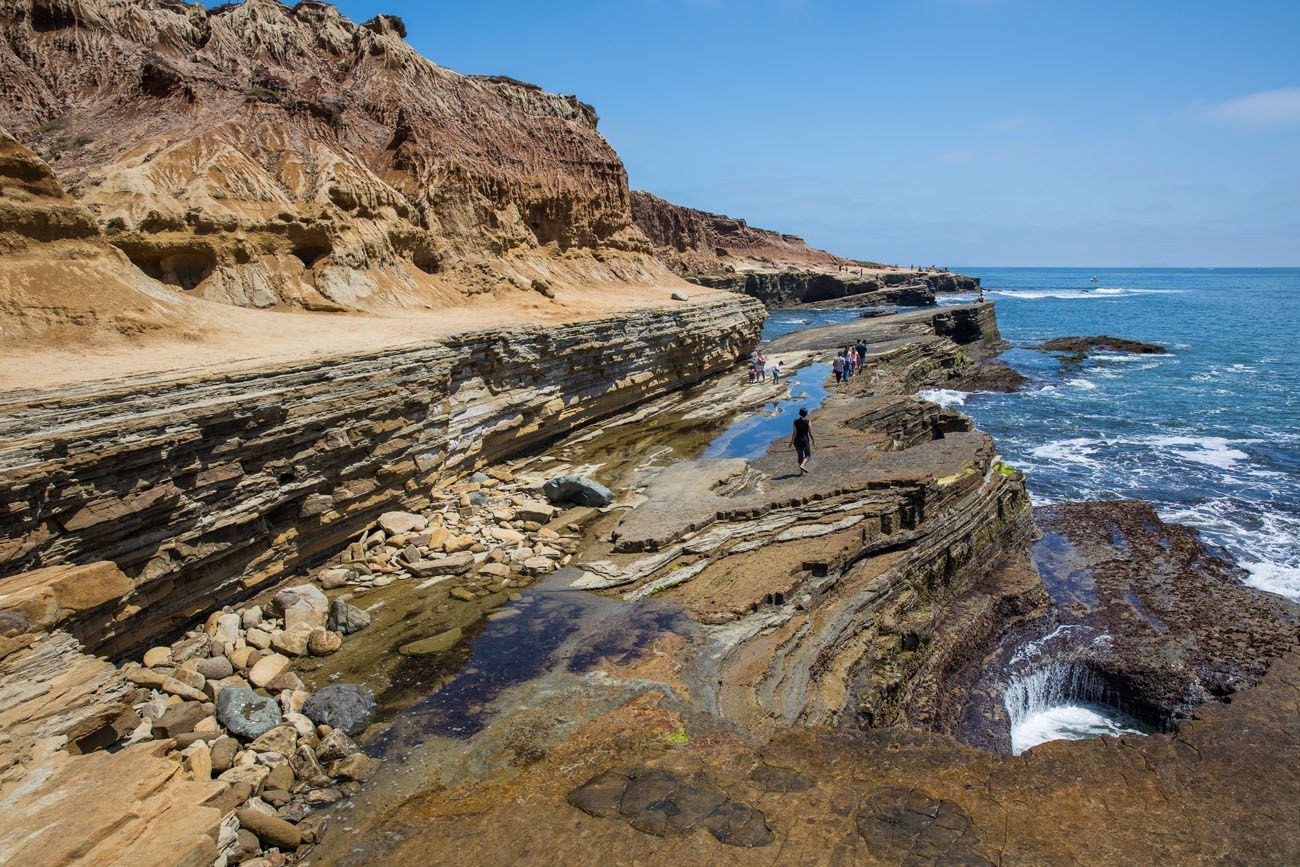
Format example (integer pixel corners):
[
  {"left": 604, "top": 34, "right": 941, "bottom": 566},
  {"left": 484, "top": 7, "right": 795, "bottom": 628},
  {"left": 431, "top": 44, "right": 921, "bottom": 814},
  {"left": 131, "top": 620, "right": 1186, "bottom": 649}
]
[
  {"left": 248, "top": 724, "right": 298, "bottom": 756},
  {"left": 236, "top": 808, "right": 301, "bottom": 851},
  {"left": 328, "top": 599, "right": 371, "bottom": 635},
  {"left": 329, "top": 752, "right": 379, "bottom": 782},
  {"left": 378, "top": 511, "right": 426, "bottom": 535},
  {"left": 152, "top": 701, "right": 208, "bottom": 739},
  {"left": 302, "top": 684, "right": 375, "bottom": 736},
  {"left": 319, "top": 567, "right": 353, "bottom": 590},
  {"left": 271, "top": 628, "right": 311, "bottom": 657},
  {"left": 671, "top": 290, "right": 690, "bottom": 301},
  {"left": 314, "top": 729, "right": 358, "bottom": 763},
  {"left": 542, "top": 475, "right": 614, "bottom": 507},
  {"left": 308, "top": 629, "right": 342, "bottom": 656},
  {"left": 142, "top": 646, "right": 172, "bottom": 668},
  {"left": 407, "top": 551, "right": 475, "bottom": 577},
  {"left": 271, "top": 584, "right": 329, "bottom": 616},
  {"left": 514, "top": 500, "right": 557, "bottom": 523},
  {"left": 216, "top": 687, "right": 283, "bottom": 741},
  {"left": 211, "top": 736, "right": 239, "bottom": 772},
  {"left": 195, "top": 655, "right": 234, "bottom": 680},
  {"left": 248, "top": 653, "right": 291, "bottom": 688}
]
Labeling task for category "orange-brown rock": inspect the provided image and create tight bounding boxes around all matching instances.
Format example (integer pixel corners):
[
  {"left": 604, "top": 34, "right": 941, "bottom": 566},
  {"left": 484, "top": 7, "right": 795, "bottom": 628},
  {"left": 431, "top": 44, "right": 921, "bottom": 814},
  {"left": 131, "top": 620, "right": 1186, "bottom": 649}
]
[
  {"left": 630, "top": 190, "right": 979, "bottom": 307},
  {"left": 0, "top": 0, "right": 674, "bottom": 329}
]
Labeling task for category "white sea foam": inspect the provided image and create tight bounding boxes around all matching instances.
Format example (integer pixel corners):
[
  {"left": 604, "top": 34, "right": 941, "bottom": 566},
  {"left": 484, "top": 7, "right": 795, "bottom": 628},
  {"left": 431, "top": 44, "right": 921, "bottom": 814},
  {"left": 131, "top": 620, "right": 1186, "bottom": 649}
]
[
  {"left": 1244, "top": 561, "right": 1300, "bottom": 602},
  {"left": 1143, "top": 435, "right": 1251, "bottom": 469},
  {"left": 1029, "top": 438, "right": 1101, "bottom": 467},
  {"left": 917, "top": 388, "right": 967, "bottom": 408},
  {"left": 1010, "top": 703, "right": 1148, "bottom": 755},
  {"left": 1066, "top": 378, "right": 1098, "bottom": 390}
]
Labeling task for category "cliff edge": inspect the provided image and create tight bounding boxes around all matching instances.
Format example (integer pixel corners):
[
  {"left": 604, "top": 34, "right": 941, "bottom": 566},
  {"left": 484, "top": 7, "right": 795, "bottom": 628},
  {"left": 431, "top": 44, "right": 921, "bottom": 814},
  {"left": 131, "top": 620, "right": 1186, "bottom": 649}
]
[{"left": 631, "top": 190, "right": 979, "bottom": 307}]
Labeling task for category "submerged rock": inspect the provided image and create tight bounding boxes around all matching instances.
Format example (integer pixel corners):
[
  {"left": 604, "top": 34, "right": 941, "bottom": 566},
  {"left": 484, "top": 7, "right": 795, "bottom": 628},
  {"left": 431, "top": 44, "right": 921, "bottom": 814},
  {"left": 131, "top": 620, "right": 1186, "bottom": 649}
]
[
  {"left": 216, "top": 687, "right": 282, "bottom": 741},
  {"left": 543, "top": 475, "right": 614, "bottom": 507},
  {"left": 302, "top": 684, "right": 376, "bottom": 736}
]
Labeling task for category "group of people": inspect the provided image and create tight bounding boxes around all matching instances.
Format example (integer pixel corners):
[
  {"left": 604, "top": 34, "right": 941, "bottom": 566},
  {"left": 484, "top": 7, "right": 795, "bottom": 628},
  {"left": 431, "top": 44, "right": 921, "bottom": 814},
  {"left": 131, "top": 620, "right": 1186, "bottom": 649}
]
[
  {"left": 831, "top": 340, "right": 869, "bottom": 384},
  {"left": 748, "top": 351, "right": 782, "bottom": 383}
]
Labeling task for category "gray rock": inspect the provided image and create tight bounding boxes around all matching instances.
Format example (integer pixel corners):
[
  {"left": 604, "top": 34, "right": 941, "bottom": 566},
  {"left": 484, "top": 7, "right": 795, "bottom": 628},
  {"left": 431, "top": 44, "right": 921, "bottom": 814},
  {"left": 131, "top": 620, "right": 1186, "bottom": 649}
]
[
  {"left": 671, "top": 290, "right": 690, "bottom": 301},
  {"left": 216, "top": 687, "right": 283, "bottom": 741},
  {"left": 195, "top": 655, "right": 234, "bottom": 680},
  {"left": 271, "top": 583, "right": 329, "bottom": 616},
  {"left": 329, "top": 599, "right": 372, "bottom": 635},
  {"left": 542, "top": 475, "right": 614, "bottom": 507},
  {"left": 302, "top": 684, "right": 375, "bottom": 736}
]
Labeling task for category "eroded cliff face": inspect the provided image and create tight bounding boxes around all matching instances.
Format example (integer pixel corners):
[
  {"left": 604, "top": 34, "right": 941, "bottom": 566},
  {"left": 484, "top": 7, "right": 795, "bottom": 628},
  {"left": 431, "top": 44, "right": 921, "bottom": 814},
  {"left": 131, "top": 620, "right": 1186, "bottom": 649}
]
[
  {"left": 0, "top": 295, "right": 762, "bottom": 655},
  {"left": 0, "top": 0, "right": 667, "bottom": 319},
  {"left": 630, "top": 190, "right": 979, "bottom": 308},
  {"left": 630, "top": 189, "right": 857, "bottom": 275},
  {"left": 0, "top": 126, "right": 198, "bottom": 341}
]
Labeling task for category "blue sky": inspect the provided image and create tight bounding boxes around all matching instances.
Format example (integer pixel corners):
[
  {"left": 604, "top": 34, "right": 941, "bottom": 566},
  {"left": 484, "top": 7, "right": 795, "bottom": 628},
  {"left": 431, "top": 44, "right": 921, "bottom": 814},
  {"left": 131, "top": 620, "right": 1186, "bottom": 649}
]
[{"left": 327, "top": 0, "right": 1299, "bottom": 266}]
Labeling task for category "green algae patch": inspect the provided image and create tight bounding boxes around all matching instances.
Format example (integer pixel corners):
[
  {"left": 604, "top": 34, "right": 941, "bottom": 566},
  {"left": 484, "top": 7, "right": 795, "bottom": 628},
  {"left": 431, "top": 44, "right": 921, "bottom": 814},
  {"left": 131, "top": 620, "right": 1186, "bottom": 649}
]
[{"left": 936, "top": 465, "right": 977, "bottom": 487}]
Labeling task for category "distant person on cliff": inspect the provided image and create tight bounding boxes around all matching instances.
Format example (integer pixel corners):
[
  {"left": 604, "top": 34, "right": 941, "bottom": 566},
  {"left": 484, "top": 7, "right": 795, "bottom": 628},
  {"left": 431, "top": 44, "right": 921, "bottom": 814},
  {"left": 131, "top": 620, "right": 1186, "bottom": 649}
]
[
  {"left": 855, "top": 339, "right": 868, "bottom": 367},
  {"left": 757, "top": 351, "right": 768, "bottom": 381},
  {"left": 832, "top": 352, "right": 846, "bottom": 383},
  {"left": 770, "top": 360, "right": 782, "bottom": 381},
  {"left": 977, "top": 290, "right": 986, "bottom": 303},
  {"left": 791, "top": 408, "right": 814, "bottom": 474}
]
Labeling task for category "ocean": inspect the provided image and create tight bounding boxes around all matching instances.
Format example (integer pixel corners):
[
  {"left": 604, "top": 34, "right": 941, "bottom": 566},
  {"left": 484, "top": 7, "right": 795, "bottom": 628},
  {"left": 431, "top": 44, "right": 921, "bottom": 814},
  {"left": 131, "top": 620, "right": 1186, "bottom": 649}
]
[{"left": 765, "top": 268, "right": 1300, "bottom": 602}]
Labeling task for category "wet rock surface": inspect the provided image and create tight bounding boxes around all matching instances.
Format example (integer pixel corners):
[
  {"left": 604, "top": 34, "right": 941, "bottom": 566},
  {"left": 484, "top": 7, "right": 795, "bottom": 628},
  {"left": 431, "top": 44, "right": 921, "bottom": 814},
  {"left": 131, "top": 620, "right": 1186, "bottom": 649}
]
[
  {"left": 947, "top": 359, "right": 1031, "bottom": 393},
  {"left": 953, "top": 500, "right": 1299, "bottom": 752},
  {"left": 1036, "top": 335, "right": 1168, "bottom": 356},
  {"left": 567, "top": 767, "right": 773, "bottom": 847}
]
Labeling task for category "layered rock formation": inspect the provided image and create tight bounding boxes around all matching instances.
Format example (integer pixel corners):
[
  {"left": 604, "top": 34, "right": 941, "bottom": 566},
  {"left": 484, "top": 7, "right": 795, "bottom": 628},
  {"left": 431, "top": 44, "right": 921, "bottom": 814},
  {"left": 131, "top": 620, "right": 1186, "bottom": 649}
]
[
  {"left": 631, "top": 190, "right": 979, "bottom": 308},
  {"left": 303, "top": 303, "right": 1300, "bottom": 867},
  {"left": 0, "top": 295, "right": 762, "bottom": 655},
  {"left": 0, "top": 0, "right": 675, "bottom": 330}
]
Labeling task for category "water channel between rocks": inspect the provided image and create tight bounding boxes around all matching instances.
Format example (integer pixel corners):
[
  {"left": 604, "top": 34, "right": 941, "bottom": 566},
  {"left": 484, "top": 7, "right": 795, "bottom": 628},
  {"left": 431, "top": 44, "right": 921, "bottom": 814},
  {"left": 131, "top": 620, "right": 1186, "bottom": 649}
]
[{"left": 314, "top": 309, "right": 1154, "bottom": 854}]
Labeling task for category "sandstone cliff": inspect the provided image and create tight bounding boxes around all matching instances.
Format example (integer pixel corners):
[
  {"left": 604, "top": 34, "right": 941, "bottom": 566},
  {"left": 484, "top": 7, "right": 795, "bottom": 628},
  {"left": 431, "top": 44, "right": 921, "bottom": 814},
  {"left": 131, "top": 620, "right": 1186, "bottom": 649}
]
[
  {"left": 0, "top": 0, "right": 673, "bottom": 327},
  {"left": 631, "top": 190, "right": 979, "bottom": 307}
]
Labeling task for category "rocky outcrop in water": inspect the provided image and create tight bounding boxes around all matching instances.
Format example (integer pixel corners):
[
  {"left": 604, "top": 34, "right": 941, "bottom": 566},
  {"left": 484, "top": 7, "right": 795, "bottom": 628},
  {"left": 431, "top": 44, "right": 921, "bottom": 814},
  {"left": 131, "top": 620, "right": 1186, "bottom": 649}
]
[{"left": 1037, "top": 335, "right": 1168, "bottom": 356}]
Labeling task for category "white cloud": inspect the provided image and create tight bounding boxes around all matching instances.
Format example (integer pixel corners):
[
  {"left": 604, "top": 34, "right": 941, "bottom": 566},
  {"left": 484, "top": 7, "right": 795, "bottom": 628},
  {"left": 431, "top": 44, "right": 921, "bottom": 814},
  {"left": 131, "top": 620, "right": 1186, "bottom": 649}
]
[{"left": 1191, "top": 87, "right": 1300, "bottom": 129}]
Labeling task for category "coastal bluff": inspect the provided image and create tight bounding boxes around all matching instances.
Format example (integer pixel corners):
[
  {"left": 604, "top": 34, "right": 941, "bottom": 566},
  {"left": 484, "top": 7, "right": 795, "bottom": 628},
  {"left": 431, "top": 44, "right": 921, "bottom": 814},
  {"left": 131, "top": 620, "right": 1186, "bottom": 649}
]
[
  {"left": 631, "top": 190, "right": 980, "bottom": 308},
  {"left": 0, "top": 295, "right": 762, "bottom": 656}
]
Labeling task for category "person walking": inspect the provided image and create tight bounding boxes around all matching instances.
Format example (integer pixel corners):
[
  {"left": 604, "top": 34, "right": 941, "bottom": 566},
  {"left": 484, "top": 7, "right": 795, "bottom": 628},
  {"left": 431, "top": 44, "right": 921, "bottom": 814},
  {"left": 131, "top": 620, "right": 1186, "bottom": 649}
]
[
  {"left": 791, "top": 407, "right": 814, "bottom": 475},
  {"left": 757, "top": 351, "right": 768, "bottom": 382},
  {"left": 855, "top": 339, "right": 868, "bottom": 372},
  {"left": 832, "top": 352, "right": 846, "bottom": 384}
]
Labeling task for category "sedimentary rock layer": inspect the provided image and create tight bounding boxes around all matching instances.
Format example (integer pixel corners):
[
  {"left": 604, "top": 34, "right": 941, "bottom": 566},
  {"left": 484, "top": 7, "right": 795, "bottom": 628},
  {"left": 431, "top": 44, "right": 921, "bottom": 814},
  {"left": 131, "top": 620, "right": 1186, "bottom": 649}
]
[
  {"left": 0, "top": 0, "right": 670, "bottom": 320},
  {"left": 630, "top": 189, "right": 980, "bottom": 308},
  {"left": 0, "top": 294, "right": 763, "bottom": 654}
]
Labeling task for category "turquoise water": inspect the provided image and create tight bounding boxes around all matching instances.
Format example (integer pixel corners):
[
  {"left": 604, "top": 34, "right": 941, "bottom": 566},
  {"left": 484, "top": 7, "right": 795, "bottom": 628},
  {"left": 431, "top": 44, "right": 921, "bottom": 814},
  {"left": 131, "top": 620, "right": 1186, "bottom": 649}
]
[
  {"left": 762, "top": 269, "right": 1300, "bottom": 600},
  {"left": 928, "top": 268, "right": 1300, "bottom": 601}
]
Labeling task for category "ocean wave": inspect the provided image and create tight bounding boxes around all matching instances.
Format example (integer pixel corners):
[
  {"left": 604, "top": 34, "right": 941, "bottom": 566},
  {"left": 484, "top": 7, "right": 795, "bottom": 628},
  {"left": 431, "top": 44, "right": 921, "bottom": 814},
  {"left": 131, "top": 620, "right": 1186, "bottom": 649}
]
[
  {"left": 1029, "top": 438, "right": 1101, "bottom": 467},
  {"left": 1244, "top": 561, "right": 1300, "bottom": 602},
  {"left": 1066, "top": 378, "right": 1098, "bottom": 390},
  {"left": 917, "top": 388, "right": 967, "bottom": 408}
]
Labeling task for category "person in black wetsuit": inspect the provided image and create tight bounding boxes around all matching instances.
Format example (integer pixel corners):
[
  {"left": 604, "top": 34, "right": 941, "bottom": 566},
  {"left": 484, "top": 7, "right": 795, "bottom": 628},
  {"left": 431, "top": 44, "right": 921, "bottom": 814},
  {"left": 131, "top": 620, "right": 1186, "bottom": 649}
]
[{"left": 791, "top": 407, "right": 814, "bottom": 475}]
